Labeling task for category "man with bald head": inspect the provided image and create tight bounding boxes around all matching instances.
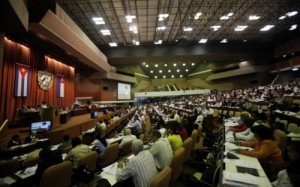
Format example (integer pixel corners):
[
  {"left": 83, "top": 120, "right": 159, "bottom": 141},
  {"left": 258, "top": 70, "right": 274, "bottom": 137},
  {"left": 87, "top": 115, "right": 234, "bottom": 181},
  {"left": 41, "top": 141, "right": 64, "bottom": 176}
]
[{"left": 117, "top": 140, "right": 157, "bottom": 187}]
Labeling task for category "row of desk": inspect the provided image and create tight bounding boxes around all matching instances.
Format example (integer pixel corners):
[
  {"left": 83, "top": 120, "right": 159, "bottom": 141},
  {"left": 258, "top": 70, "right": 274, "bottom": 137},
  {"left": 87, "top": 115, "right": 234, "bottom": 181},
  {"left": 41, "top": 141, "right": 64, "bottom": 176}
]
[{"left": 220, "top": 120, "right": 272, "bottom": 187}]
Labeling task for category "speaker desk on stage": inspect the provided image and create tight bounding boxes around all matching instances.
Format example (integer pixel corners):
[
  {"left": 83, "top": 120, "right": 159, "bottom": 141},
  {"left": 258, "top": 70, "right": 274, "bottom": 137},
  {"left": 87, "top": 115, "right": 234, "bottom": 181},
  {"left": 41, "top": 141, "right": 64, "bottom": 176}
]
[{"left": 41, "top": 106, "right": 60, "bottom": 129}]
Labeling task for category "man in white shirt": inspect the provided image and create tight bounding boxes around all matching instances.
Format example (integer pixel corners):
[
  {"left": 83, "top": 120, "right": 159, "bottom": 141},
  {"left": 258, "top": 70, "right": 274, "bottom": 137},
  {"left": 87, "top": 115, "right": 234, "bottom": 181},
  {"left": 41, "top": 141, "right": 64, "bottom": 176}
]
[
  {"left": 119, "top": 128, "right": 137, "bottom": 149},
  {"left": 150, "top": 130, "right": 173, "bottom": 170},
  {"left": 117, "top": 140, "right": 157, "bottom": 187}
]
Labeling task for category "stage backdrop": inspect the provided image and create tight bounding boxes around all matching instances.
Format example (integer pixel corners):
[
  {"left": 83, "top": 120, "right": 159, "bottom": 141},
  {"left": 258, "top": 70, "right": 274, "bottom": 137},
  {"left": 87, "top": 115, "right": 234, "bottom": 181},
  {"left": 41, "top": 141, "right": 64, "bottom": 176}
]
[{"left": 0, "top": 38, "right": 75, "bottom": 122}]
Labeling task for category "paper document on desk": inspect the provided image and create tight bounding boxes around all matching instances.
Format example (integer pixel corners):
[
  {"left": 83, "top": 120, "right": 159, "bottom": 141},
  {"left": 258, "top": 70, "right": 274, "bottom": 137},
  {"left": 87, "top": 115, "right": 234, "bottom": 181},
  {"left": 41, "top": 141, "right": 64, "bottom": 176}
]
[
  {"left": 15, "top": 165, "right": 37, "bottom": 179},
  {"left": 102, "top": 162, "right": 118, "bottom": 175},
  {"left": 223, "top": 170, "right": 259, "bottom": 186},
  {"left": 234, "top": 160, "right": 260, "bottom": 169},
  {"left": 224, "top": 142, "right": 254, "bottom": 151}
]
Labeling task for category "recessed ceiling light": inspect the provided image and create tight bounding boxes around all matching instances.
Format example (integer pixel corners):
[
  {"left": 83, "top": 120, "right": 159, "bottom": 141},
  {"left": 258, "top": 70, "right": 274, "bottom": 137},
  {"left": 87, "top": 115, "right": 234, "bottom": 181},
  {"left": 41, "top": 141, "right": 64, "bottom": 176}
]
[
  {"left": 286, "top": 11, "right": 298, "bottom": 17},
  {"left": 177, "top": 69, "right": 180, "bottom": 72},
  {"left": 155, "top": 64, "right": 158, "bottom": 67},
  {"left": 109, "top": 42, "right": 117, "bottom": 47},
  {"left": 158, "top": 14, "right": 169, "bottom": 21},
  {"left": 171, "top": 75, "right": 174, "bottom": 78},
  {"left": 129, "top": 26, "right": 138, "bottom": 33},
  {"left": 180, "top": 75, "right": 183, "bottom": 77},
  {"left": 156, "top": 26, "right": 166, "bottom": 31},
  {"left": 163, "top": 75, "right": 166, "bottom": 78},
  {"left": 194, "top": 12, "right": 202, "bottom": 20},
  {"left": 234, "top": 25, "right": 248, "bottom": 31},
  {"left": 168, "top": 70, "right": 171, "bottom": 73},
  {"left": 142, "top": 62, "right": 146, "bottom": 65},
  {"left": 159, "top": 70, "right": 162, "bottom": 73},
  {"left": 154, "top": 76, "right": 157, "bottom": 79},
  {"left": 279, "top": 16, "right": 286, "bottom": 20},
  {"left": 100, "top": 29, "right": 111, "bottom": 35},
  {"left": 192, "top": 63, "right": 195, "bottom": 66},
  {"left": 173, "top": 63, "right": 177, "bottom": 67},
  {"left": 164, "top": 64, "right": 167, "bottom": 67},
  {"left": 249, "top": 15, "right": 260, "bottom": 20},
  {"left": 260, "top": 25, "right": 274, "bottom": 31},
  {"left": 220, "top": 39, "right": 228, "bottom": 43},
  {"left": 244, "top": 40, "right": 247, "bottom": 42},
  {"left": 154, "top": 40, "right": 162, "bottom": 44},
  {"left": 126, "top": 15, "right": 136, "bottom": 23},
  {"left": 289, "top": 24, "right": 298, "bottom": 31},
  {"left": 183, "top": 27, "right": 193, "bottom": 32},
  {"left": 150, "top": 70, "right": 153, "bottom": 73},
  {"left": 183, "top": 63, "right": 186, "bottom": 66},
  {"left": 199, "top": 39, "right": 208, "bottom": 43},
  {"left": 92, "top": 17, "right": 105, "bottom": 25},
  {"left": 145, "top": 65, "right": 149, "bottom": 68},
  {"left": 211, "top": 25, "right": 221, "bottom": 31},
  {"left": 292, "top": 67, "right": 298, "bottom": 71},
  {"left": 185, "top": 69, "right": 189, "bottom": 72},
  {"left": 220, "top": 13, "right": 234, "bottom": 20}
]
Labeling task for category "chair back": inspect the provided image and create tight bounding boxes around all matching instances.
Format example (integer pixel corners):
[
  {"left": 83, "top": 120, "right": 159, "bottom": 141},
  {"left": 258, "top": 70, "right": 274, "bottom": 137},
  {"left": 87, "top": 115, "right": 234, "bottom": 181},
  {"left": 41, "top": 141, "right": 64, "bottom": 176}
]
[
  {"left": 191, "top": 130, "right": 198, "bottom": 150},
  {"left": 273, "top": 129, "right": 287, "bottom": 154},
  {"left": 119, "top": 140, "right": 133, "bottom": 157},
  {"left": 0, "top": 159, "right": 19, "bottom": 177},
  {"left": 39, "top": 161, "right": 72, "bottom": 187},
  {"left": 99, "top": 143, "right": 119, "bottom": 167},
  {"left": 182, "top": 137, "right": 193, "bottom": 163},
  {"left": 78, "top": 151, "right": 98, "bottom": 172},
  {"left": 170, "top": 147, "right": 185, "bottom": 182},
  {"left": 150, "top": 166, "right": 172, "bottom": 187}
]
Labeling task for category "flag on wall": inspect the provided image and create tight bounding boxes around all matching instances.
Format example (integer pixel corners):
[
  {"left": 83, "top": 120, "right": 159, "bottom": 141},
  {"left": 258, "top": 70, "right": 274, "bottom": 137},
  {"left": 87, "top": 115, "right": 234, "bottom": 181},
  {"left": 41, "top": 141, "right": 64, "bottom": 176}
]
[
  {"left": 14, "top": 64, "right": 30, "bottom": 97},
  {"left": 56, "top": 75, "right": 64, "bottom": 97}
]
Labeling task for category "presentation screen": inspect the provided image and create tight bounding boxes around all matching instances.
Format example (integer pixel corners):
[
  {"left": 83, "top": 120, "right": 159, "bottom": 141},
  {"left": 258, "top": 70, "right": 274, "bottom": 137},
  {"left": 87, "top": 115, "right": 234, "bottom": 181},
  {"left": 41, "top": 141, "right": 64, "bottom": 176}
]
[
  {"left": 117, "top": 82, "right": 131, "bottom": 100},
  {"left": 31, "top": 121, "right": 52, "bottom": 134}
]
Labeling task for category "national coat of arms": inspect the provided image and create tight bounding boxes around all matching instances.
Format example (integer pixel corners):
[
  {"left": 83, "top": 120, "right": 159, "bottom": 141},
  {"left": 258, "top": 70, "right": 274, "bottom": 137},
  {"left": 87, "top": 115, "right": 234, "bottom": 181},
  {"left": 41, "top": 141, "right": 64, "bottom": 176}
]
[{"left": 37, "top": 71, "right": 53, "bottom": 90}]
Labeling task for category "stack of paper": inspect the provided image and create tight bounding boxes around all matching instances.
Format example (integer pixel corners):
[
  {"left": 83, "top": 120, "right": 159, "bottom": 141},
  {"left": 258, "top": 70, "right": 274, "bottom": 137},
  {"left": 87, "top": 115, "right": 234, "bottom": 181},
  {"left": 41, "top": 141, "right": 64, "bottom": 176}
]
[{"left": 223, "top": 170, "right": 259, "bottom": 186}]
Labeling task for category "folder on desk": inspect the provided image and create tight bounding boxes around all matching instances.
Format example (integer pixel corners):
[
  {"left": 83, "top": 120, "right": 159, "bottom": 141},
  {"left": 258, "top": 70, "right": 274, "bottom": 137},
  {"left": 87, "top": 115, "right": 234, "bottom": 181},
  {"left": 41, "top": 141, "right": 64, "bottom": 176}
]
[{"left": 236, "top": 166, "right": 259, "bottom": 176}]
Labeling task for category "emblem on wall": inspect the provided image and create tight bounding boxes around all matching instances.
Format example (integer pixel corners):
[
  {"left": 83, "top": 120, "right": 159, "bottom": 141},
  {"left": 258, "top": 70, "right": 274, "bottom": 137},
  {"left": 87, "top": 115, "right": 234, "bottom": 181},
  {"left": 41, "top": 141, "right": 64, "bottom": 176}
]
[{"left": 37, "top": 71, "right": 53, "bottom": 90}]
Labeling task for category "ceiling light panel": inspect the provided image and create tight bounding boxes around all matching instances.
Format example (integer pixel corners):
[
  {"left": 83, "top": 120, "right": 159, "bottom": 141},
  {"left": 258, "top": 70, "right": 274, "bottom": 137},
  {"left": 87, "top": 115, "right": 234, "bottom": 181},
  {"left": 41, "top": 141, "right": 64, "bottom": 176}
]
[
  {"left": 158, "top": 14, "right": 169, "bottom": 21},
  {"left": 194, "top": 12, "right": 202, "bottom": 20},
  {"left": 109, "top": 42, "right": 117, "bottom": 47},
  {"left": 249, "top": 15, "right": 260, "bottom": 20},
  {"left": 92, "top": 17, "right": 105, "bottom": 25},
  {"left": 154, "top": 40, "right": 162, "bottom": 44},
  {"left": 234, "top": 25, "right": 248, "bottom": 31},
  {"left": 220, "top": 13, "right": 234, "bottom": 20},
  {"left": 289, "top": 24, "right": 298, "bottom": 30},
  {"left": 220, "top": 39, "right": 228, "bottom": 43},
  {"left": 183, "top": 27, "right": 193, "bottom": 31},
  {"left": 260, "top": 25, "right": 274, "bottom": 31},
  {"left": 100, "top": 29, "right": 111, "bottom": 35},
  {"left": 211, "top": 25, "right": 221, "bottom": 31},
  {"left": 156, "top": 26, "right": 166, "bottom": 31},
  {"left": 199, "top": 39, "right": 208, "bottom": 43},
  {"left": 126, "top": 15, "right": 136, "bottom": 23}
]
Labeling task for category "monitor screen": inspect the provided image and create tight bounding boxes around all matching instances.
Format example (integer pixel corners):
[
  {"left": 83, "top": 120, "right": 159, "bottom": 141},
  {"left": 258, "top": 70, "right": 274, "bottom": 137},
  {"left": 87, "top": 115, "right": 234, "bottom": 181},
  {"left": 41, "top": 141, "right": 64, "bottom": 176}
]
[
  {"left": 91, "top": 111, "right": 99, "bottom": 118},
  {"left": 31, "top": 121, "right": 52, "bottom": 133},
  {"left": 117, "top": 82, "right": 131, "bottom": 100}
]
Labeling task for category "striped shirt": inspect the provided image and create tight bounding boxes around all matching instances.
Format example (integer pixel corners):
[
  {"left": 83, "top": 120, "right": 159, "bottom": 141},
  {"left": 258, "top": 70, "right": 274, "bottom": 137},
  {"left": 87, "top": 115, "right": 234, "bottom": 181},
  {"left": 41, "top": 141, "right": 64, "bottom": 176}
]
[{"left": 116, "top": 151, "right": 157, "bottom": 187}]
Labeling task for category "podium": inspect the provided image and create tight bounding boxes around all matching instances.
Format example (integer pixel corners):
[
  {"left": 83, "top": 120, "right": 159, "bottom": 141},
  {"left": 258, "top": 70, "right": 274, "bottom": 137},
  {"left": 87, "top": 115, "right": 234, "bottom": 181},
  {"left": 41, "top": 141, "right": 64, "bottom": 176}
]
[{"left": 41, "top": 106, "right": 61, "bottom": 129}]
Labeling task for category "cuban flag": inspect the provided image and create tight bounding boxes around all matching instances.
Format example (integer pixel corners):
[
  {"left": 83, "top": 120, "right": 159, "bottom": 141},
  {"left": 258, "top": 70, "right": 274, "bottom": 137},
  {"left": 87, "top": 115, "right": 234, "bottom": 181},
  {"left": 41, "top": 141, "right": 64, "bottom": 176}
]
[
  {"left": 14, "top": 64, "right": 30, "bottom": 97},
  {"left": 56, "top": 75, "right": 64, "bottom": 97}
]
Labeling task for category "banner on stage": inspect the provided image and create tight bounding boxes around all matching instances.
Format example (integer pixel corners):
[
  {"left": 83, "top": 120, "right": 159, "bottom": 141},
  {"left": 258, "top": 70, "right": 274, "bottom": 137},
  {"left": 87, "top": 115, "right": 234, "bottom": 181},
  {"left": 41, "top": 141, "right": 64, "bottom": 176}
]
[
  {"left": 56, "top": 75, "right": 64, "bottom": 97},
  {"left": 14, "top": 64, "right": 30, "bottom": 97}
]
